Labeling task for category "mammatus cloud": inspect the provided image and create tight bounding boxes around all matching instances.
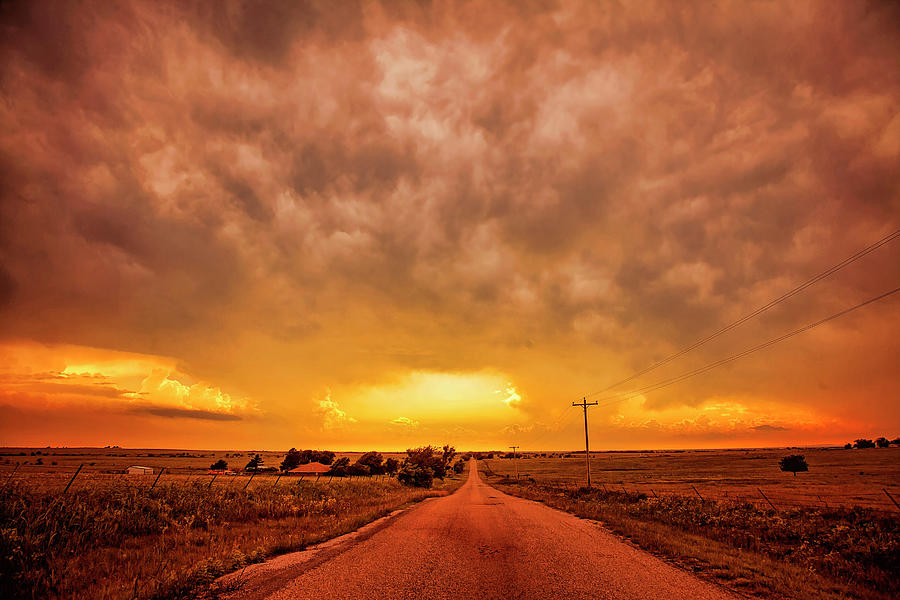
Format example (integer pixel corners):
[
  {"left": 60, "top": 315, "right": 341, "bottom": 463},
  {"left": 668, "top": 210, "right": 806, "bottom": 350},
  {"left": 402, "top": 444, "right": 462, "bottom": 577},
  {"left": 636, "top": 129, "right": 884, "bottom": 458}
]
[{"left": 0, "top": 1, "right": 898, "bottom": 449}]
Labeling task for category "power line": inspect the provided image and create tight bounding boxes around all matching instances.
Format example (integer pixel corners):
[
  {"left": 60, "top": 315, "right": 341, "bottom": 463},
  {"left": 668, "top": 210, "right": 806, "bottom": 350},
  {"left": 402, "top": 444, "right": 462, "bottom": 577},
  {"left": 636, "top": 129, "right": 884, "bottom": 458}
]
[
  {"left": 514, "top": 407, "right": 579, "bottom": 451},
  {"left": 593, "top": 285, "right": 900, "bottom": 408},
  {"left": 584, "top": 229, "right": 900, "bottom": 399}
]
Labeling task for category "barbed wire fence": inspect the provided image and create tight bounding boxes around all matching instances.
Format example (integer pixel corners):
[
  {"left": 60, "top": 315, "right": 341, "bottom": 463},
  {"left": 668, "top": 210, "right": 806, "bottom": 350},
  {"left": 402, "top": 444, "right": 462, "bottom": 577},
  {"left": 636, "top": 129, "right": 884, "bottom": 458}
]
[
  {"left": 0, "top": 463, "right": 406, "bottom": 496},
  {"left": 476, "top": 459, "right": 900, "bottom": 514}
]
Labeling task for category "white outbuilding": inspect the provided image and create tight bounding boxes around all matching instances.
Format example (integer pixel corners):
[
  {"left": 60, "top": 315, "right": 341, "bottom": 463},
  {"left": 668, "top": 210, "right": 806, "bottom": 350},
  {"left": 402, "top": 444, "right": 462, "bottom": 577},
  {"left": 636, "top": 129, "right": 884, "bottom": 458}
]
[{"left": 127, "top": 465, "right": 154, "bottom": 475}]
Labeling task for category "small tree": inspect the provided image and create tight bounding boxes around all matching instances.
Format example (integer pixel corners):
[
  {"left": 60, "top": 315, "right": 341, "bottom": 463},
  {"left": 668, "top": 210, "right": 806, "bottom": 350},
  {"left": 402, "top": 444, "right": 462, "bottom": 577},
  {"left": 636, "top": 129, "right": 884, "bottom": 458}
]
[
  {"left": 355, "top": 451, "right": 385, "bottom": 475},
  {"left": 779, "top": 454, "right": 808, "bottom": 476},
  {"left": 397, "top": 462, "right": 433, "bottom": 488},
  {"left": 327, "top": 457, "right": 351, "bottom": 476},
  {"left": 440, "top": 445, "right": 456, "bottom": 476},
  {"left": 297, "top": 449, "right": 336, "bottom": 465},
  {"left": 314, "top": 450, "right": 336, "bottom": 465},
  {"left": 347, "top": 463, "right": 370, "bottom": 476},
  {"left": 854, "top": 439, "right": 876, "bottom": 449},
  {"left": 875, "top": 437, "right": 890, "bottom": 448},
  {"left": 843, "top": 443, "right": 852, "bottom": 450},
  {"left": 891, "top": 438, "right": 900, "bottom": 446},
  {"left": 245, "top": 454, "right": 263, "bottom": 471},
  {"left": 210, "top": 459, "right": 228, "bottom": 470},
  {"left": 280, "top": 448, "right": 302, "bottom": 471},
  {"left": 397, "top": 444, "right": 456, "bottom": 487},
  {"left": 383, "top": 457, "right": 400, "bottom": 474}
]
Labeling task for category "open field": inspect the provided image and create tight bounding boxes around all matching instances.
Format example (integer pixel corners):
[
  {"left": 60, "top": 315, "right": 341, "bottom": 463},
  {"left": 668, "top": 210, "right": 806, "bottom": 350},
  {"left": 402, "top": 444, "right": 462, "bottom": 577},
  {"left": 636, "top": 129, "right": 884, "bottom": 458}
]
[
  {"left": 0, "top": 447, "right": 406, "bottom": 481},
  {"left": 2, "top": 446, "right": 897, "bottom": 599},
  {"left": 480, "top": 447, "right": 900, "bottom": 512},
  {"left": 0, "top": 448, "right": 464, "bottom": 600},
  {"left": 0, "top": 448, "right": 412, "bottom": 495},
  {"left": 485, "top": 467, "right": 900, "bottom": 600}
]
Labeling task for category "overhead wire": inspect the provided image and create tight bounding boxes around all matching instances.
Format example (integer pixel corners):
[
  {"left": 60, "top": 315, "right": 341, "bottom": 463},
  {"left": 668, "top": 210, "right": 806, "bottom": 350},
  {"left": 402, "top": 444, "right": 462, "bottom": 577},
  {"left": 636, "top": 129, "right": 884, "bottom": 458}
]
[
  {"left": 582, "top": 229, "right": 900, "bottom": 400},
  {"left": 591, "top": 284, "right": 900, "bottom": 409},
  {"left": 518, "top": 408, "right": 580, "bottom": 450}
]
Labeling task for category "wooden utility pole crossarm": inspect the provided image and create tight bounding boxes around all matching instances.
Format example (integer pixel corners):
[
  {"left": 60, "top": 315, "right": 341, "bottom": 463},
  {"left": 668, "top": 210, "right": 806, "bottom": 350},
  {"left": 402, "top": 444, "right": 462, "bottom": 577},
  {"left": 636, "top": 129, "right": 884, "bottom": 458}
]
[
  {"left": 572, "top": 398, "right": 598, "bottom": 488},
  {"left": 509, "top": 445, "right": 519, "bottom": 479}
]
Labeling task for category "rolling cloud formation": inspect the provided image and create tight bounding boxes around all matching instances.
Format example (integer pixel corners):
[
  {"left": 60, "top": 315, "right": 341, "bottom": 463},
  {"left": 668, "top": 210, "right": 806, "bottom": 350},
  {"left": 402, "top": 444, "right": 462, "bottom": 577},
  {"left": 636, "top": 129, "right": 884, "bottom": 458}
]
[{"left": 1, "top": 1, "right": 898, "bottom": 449}]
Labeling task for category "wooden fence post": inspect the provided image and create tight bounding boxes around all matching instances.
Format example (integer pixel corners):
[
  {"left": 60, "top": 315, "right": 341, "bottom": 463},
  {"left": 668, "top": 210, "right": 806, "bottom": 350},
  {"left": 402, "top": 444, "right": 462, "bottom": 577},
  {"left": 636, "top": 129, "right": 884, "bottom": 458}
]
[
  {"left": 63, "top": 464, "right": 84, "bottom": 494},
  {"left": 273, "top": 473, "right": 282, "bottom": 488},
  {"left": 2, "top": 464, "right": 20, "bottom": 490},
  {"left": 818, "top": 494, "right": 828, "bottom": 508},
  {"left": 650, "top": 488, "right": 659, "bottom": 498},
  {"left": 758, "top": 488, "right": 776, "bottom": 510},
  {"left": 884, "top": 489, "right": 900, "bottom": 511},
  {"left": 243, "top": 472, "right": 256, "bottom": 490},
  {"left": 150, "top": 468, "right": 165, "bottom": 490},
  {"left": 207, "top": 474, "right": 218, "bottom": 489},
  {"left": 691, "top": 485, "right": 704, "bottom": 502}
]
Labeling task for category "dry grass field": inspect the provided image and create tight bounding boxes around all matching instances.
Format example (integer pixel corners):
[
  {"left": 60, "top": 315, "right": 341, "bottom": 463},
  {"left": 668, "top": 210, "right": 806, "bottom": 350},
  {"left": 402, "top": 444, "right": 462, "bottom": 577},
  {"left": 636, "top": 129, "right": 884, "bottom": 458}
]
[
  {"left": 0, "top": 448, "right": 409, "bottom": 489},
  {"left": 482, "top": 447, "right": 900, "bottom": 600},
  {"left": 2, "top": 446, "right": 897, "bottom": 599},
  {"left": 0, "top": 448, "right": 463, "bottom": 600},
  {"left": 480, "top": 447, "right": 900, "bottom": 511}
]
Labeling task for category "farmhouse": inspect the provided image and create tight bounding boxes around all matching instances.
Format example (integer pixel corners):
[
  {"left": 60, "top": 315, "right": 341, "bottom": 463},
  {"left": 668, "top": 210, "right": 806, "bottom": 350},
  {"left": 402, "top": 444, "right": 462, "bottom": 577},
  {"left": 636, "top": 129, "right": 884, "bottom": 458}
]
[
  {"left": 288, "top": 462, "right": 330, "bottom": 475},
  {"left": 127, "top": 465, "right": 153, "bottom": 475}
]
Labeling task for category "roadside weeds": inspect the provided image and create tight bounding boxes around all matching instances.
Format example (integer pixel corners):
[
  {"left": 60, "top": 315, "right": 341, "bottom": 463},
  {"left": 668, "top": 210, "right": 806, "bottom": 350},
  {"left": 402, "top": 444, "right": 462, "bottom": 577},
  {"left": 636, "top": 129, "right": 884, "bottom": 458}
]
[
  {"left": 485, "top": 472, "right": 897, "bottom": 600},
  {"left": 1, "top": 475, "right": 464, "bottom": 600}
]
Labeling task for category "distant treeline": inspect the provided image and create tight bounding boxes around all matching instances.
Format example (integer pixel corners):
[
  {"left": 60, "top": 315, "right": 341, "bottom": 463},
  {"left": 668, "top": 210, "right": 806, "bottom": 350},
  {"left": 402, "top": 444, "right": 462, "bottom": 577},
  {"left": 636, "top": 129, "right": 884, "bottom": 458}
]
[
  {"left": 214, "top": 445, "right": 463, "bottom": 488},
  {"left": 843, "top": 437, "right": 899, "bottom": 449}
]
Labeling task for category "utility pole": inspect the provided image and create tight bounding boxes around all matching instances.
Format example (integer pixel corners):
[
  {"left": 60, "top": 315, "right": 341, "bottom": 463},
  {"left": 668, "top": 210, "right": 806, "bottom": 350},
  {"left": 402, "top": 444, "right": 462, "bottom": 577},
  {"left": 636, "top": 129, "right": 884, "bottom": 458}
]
[
  {"left": 509, "top": 445, "right": 519, "bottom": 479},
  {"left": 572, "top": 398, "right": 598, "bottom": 488}
]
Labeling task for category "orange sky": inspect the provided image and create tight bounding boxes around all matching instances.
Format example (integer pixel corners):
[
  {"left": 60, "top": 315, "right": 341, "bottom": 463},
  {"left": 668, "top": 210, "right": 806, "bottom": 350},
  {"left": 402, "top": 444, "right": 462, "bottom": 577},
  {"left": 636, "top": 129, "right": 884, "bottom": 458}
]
[{"left": 1, "top": 1, "right": 899, "bottom": 451}]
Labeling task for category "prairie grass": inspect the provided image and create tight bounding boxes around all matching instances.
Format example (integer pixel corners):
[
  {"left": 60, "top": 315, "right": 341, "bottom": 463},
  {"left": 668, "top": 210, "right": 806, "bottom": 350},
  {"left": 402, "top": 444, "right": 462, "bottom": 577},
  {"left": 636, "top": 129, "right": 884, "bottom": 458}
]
[
  {"left": 1, "top": 475, "right": 457, "bottom": 599},
  {"left": 488, "top": 473, "right": 899, "bottom": 600},
  {"left": 480, "top": 447, "right": 900, "bottom": 511}
]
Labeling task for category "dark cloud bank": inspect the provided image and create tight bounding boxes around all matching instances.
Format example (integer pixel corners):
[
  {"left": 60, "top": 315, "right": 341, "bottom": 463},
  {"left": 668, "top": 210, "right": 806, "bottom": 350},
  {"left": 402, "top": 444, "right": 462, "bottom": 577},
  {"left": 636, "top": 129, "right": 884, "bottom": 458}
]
[{"left": 1, "top": 0, "right": 899, "bottom": 444}]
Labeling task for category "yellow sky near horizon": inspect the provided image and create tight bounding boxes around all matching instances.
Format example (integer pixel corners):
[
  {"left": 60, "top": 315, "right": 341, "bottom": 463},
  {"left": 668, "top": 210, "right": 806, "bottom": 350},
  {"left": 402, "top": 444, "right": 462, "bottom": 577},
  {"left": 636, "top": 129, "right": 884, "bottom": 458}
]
[{"left": 0, "top": 1, "right": 899, "bottom": 451}]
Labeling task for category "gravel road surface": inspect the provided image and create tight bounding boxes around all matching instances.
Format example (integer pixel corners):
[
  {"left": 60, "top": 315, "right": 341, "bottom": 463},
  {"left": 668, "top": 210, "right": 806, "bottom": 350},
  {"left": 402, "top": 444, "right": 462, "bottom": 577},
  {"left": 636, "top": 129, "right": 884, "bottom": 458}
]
[{"left": 223, "top": 460, "right": 735, "bottom": 600}]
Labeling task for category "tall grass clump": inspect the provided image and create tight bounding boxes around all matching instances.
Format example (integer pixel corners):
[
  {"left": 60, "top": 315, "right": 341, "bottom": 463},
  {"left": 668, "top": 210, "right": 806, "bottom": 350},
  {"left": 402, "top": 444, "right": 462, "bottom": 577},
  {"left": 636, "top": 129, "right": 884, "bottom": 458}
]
[
  {"left": 0, "top": 477, "right": 437, "bottom": 599},
  {"left": 496, "top": 478, "right": 899, "bottom": 600}
]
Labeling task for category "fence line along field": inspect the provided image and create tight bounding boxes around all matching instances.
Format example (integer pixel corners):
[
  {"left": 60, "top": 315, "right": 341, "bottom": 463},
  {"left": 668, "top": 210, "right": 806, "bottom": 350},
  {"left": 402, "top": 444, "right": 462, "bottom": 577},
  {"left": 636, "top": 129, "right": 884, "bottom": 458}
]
[
  {"left": 479, "top": 446, "right": 900, "bottom": 512},
  {"left": 0, "top": 448, "right": 414, "bottom": 495},
  {"left": 0, "top": 446, "right": 463, "bottom": 600}
]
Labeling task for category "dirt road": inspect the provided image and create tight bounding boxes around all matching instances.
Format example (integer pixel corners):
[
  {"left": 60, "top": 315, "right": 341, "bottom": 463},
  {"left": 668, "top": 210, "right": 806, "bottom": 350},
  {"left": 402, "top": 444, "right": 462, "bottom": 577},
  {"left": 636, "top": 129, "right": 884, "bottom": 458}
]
[{"left": 223, "top": 460, "right": 735, "bottom": 599}]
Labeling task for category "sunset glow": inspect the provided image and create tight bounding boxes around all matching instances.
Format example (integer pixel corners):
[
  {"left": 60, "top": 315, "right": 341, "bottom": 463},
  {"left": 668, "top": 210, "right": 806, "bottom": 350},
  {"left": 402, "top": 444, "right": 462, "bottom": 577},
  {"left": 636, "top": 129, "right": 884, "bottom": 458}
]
[{"left": 1, "top": 1, "right": 898, "bottom": 451}]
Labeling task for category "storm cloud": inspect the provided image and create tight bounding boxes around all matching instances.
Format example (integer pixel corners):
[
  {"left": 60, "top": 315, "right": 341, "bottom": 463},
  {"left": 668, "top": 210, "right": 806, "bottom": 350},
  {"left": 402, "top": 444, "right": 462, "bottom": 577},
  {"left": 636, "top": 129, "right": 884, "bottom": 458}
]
[{"left": 1, "top": 0, "right": 898, "bottom": 449}]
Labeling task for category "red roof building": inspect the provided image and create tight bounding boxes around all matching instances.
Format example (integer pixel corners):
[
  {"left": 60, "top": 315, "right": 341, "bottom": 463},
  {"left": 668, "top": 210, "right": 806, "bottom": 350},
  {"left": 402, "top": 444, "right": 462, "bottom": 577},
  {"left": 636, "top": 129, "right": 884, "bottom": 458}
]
[{"left": 288, "top": 462, "right": 331, "bottom": 475}]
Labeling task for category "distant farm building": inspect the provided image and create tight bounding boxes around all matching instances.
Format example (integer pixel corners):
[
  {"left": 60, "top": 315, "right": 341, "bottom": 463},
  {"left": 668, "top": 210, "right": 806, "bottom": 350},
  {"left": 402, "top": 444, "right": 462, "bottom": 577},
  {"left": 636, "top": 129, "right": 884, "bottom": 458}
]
[
  {"left": 127, "top": 466, "right": 154, "bottom": 475},
  {"left": 289, "top": 462, "right": 330, "bottom": 475}
]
